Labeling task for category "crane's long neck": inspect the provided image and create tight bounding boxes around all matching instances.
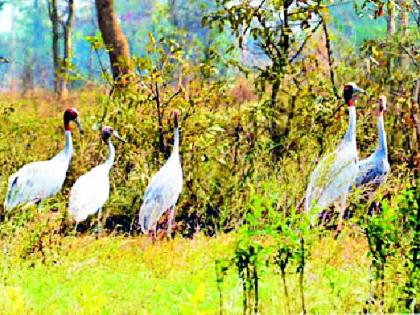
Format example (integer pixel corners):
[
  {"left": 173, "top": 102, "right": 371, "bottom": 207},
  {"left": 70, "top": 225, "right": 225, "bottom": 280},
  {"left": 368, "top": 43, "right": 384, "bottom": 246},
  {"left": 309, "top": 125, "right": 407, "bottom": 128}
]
[
  {"left": 63, "top": 131, "right": 73, "bottom": 162},
  {"left": 344, "top": 105, "right": 356, "bottom": 143},
  {"left": 105, "top": 141, "right": 115, "bottom": 169},
  {"left": 376, "top": 114, "right": 387, "bottom": 156},
  {"left": 173, "top": 127, "right": 180, "bottom": 156}
]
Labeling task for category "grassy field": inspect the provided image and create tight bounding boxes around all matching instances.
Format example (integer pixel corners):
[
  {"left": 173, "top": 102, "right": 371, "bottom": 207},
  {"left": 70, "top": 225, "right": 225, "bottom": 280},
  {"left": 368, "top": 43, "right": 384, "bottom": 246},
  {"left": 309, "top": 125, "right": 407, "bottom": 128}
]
[
  {"left": 1, "top": 233, "right": 234, "bottom": 314},
  {"left": 0, "top": 85, "right": 417, "bottom": 314},
  {"left": 0, "top": 228, "right": 382, "bottom": 314}
]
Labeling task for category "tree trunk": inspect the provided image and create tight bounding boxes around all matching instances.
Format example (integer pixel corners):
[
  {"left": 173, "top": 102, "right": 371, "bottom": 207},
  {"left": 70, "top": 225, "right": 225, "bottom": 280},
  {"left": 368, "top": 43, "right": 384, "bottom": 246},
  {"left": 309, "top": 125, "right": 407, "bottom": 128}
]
[
  {"left": 47, "top": 0, "right": 61, "bottom": 96},
  {"left": 168, "top": 0, "right": 179, "bottom": 27},
  {"left": 398, "top": 0, "right": 409, "bottom": 69},
  {"left": 270, "top": 79, "right": 281, "bottom": 158},
  {"left": 95, "top": 0, "right": 133, "bottom": 85},
  {"left": 386, "top": 2, "right": 396, "bottom": 36},
  {"left": 385, "top": 1, "right": 396, "bottom": 76},
  {"left": 9, "top": 7, "right": 17, "bottom": 93},
  {"left": 398, "top": 0, "right": 409, "bottom": 36},
  {"left": 58, "top": 0, "right": 75, "bottom": 98},
  {"left": 22, "top": 50, "right": 34, "bottom": 95},
  {"left": 89, "top": 1, "right": 97, "bottom": 82},
  {"left": 32, "top": 0, "right": 41, "bottom": 88}
]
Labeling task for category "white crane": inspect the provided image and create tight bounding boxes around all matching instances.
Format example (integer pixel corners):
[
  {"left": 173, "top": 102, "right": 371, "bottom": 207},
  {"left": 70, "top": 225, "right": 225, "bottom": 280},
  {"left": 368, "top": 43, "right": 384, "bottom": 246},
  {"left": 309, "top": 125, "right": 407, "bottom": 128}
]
[
  {"left": 355, "top": 95, "right": 390, "bottom": 188},
  {"left": 69, "top": 126, "right": 125, "bottom": 229},
  {"left": 138, "top": 110, "right": 183, "bottom": 236},
  {"left": 305, "top": 82, "right": 365, "bottom": 233},
  {"left": 4, "top": 108, "right": 82, "bottom": 210}
]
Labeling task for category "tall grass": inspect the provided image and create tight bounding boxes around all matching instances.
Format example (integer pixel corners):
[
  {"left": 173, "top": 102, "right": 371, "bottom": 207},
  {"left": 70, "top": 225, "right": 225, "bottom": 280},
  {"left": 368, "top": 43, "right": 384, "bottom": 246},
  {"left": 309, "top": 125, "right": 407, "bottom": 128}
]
[{"left": 0, "top": 69, "right": 417, "bottom": 313}]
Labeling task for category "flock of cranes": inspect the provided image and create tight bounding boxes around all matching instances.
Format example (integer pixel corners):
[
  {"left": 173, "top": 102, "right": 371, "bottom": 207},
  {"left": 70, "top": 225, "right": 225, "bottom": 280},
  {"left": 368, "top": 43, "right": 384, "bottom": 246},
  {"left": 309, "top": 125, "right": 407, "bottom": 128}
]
[
  {"left": 3, "top": 82, "right": 389, "bottom": 236},
  {"left": 4, "top": 108, "right": 183, "bottom": 236},
  {"left": 305, "top": 83, "right": 390, "bottom": 233}
]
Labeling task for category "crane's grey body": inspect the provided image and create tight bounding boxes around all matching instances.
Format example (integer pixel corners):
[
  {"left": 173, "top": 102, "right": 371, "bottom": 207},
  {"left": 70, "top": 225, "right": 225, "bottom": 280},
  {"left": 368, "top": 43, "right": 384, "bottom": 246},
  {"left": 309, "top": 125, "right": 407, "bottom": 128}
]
[
  {"left": 4, "top": 131, "right": 73, "bottom": 210},
  {"left": 356, "top": 108, "right": 389, "bottom": 187},
  {"left": 139, "top": 127, "right": 183, "bottom": 234},
  {"left": 305, "top": 106, "right": 359, "bottom": 213}
]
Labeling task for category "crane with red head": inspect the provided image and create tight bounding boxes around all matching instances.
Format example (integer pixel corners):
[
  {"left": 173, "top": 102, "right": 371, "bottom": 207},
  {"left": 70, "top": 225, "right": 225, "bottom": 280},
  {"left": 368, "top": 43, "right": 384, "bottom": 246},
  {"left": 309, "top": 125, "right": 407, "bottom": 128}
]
[
  {"left": 4, "top": 108, "right": 83, "bottom": 210},
  {"left": 138, "top": 109, "right": 183, "bottom": 236},
  {"left": 69, "top": 126, "right": 125, "bottom": 232},
  {"left": 355, "top": 95, "right": 390, "bottom": 188},
  {"left": 305, "top": 82, "right": 365, "bottom": 234}
]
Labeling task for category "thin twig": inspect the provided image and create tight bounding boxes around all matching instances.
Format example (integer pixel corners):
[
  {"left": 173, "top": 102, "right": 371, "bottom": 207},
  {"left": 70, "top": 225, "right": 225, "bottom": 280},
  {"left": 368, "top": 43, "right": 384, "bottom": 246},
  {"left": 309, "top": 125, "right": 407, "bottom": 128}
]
[
  {"left": 289, "top": 19, "right": 323, "bottom": 63},
  {"left": 321, "top": 15, "right": 339, "bottom": 100}
]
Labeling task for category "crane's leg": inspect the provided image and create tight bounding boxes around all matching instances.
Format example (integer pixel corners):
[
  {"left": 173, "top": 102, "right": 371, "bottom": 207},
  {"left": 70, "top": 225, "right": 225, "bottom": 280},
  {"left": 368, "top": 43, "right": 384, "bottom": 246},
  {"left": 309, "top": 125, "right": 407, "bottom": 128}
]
[
  {"left": 333, "top": 195, "right": 347, "bottom": 238},
  {"left": 148, "top": 222, "right": 158, "bottom": 243},
  {"left": 21, "top": 197, "right": 41, "bottom": 211},
  {"left": 152, "top": 222, "right": 158, "bottom": 239},
  {"left": 96, "top": 208, "right": 103, "bottom": 238},
  {"left": 167, "top": 206, "right": 176, "bottom": 237},
  {"left": 34, "top": 198, "right": 42, "bottom": 223},
  {"left": 73, "top": 222, "right": 79, "bottom": 236},
  {"left": 320, "top": 209, "right": 329, "bottom": 225}
]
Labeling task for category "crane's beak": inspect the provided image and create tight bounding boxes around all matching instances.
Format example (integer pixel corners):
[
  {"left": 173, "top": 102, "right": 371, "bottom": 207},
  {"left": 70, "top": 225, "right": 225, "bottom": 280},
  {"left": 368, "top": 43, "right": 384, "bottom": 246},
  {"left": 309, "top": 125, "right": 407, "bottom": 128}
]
[
  {"left": 353, "top": 85, "right": 366, "bottom": 94},
  {"left": 74, "top": 118, "right": 84, "bottom": 134},
  {"left": 113, "top": 131, "right": 126, "bottom": 143}
]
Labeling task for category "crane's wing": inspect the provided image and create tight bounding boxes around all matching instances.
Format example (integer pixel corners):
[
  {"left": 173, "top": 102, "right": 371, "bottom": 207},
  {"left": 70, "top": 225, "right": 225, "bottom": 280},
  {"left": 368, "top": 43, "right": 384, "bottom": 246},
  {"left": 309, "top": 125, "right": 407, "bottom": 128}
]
[
  {"left": 138, "top": 158, "right": 182, "bottom": 233},
  {"left": 355, "top": 155, "right": 390, "bottom": 187},
  {"left": 69, "top": 165, "right": 110, "bottom": 223},
  {"left": 4, "top": 160, "right": 67, "bottom": 210},
  {"left": 305, "top": 143, "right": 358, "bottom": 212}
]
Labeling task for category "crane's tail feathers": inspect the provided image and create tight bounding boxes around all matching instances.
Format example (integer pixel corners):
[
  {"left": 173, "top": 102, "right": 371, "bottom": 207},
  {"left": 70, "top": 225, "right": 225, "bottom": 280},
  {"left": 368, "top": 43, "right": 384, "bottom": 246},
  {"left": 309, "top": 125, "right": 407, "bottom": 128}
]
[
  {"left": 138, "top": 201, "right": 162, "bottom": 234},
  {"left": 4, "top": 191, "right": 17, "bottom": 211},
  {"left": 68, "top": 207, "right": 87, "bottom": 224},
  {"left": 3, "top": 200, "right": 10, "bottom": 212},
  {"left": 4, "top": 175, "right": 22, "bottom": 211},
  {"left": 138, "top": 205, "right": 151, "bottom": 234},
  {"left": 138, "top": 211, "right": 148, "bottom": 234}
]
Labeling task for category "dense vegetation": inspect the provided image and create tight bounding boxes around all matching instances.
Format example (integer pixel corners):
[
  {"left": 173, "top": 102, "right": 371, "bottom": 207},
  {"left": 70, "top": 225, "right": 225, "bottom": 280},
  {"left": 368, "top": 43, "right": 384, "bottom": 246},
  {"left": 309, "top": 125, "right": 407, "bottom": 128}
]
[{"left": 0, "top": 0, "right": 418, "bottom": 313}]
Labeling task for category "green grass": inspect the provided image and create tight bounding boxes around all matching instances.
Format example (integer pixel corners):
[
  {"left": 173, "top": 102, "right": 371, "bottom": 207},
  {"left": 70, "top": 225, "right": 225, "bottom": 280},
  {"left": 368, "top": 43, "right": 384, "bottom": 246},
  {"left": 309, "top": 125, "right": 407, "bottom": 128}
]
[
  {"left": 1, "top": 234, "right": 236, "bottom": 314},
  {"left": 0, "top": 229, "right": 377, "bottom": 314},
  {"left": 0, "top": 81, "right": 416, "bottom": 313}
]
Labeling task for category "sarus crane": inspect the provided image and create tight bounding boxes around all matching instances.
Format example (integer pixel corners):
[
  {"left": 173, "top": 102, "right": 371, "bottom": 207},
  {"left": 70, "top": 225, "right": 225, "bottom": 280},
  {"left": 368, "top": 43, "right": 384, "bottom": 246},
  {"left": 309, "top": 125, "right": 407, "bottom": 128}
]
[
  {"left": 69, "top": 126, "right": 125, "bottom": 229},
  {"left": 4, "top": 107, "right": 82, "bottom": 210},
  {"left": 305, "top": 82, "right": 365, "bottom": 233},
  {"left": 138, "top": 110, "right": 183, "bottom": 236},
  {"left": 355, "top": 95, "right": 390, "bottom": 188}
]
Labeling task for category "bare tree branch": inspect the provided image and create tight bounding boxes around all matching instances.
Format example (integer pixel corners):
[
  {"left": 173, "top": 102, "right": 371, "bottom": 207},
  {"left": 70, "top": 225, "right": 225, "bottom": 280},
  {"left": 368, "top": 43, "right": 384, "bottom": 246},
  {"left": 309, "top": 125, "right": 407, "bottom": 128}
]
[
  {"left": 321, "top": 15, "right": 339, "bottom": 100},
  {"left": 289, "top": 19, "right": 322, "bottom": 63}
]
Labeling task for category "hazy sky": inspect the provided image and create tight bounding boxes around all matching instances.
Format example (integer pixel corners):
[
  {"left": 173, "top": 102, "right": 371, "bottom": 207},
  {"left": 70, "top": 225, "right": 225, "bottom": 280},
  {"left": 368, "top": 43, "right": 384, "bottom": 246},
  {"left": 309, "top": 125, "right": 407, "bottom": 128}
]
[
  {"left": 0, "top": 1, "right": 92, "bottom": 34},
  {"left": 0, "top": 4, "right": 12, "bottom": 33}
]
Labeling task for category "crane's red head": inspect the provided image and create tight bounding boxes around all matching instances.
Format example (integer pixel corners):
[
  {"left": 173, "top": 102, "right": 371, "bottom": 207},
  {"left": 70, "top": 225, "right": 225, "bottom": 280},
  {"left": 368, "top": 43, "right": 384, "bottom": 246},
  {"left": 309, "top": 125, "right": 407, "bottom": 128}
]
[
  {"left": 63, "top": 107, "right": 83, "bottom": 133},
  {"left": 172, "top": 109, "right": 180, "bottom": 128},
  {"left": 101, "top": 126, "right": 114, "bottom": 144},
  {"left": 377, "top": 95, "right": 387, "bottom": 115},
  {"left": 343, "top": 82, "right": 365, "bottom": 106},
  {"left": 101, "top": 125, "right": 125, "bottom": 144}
]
